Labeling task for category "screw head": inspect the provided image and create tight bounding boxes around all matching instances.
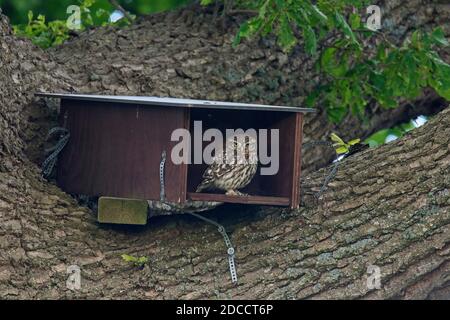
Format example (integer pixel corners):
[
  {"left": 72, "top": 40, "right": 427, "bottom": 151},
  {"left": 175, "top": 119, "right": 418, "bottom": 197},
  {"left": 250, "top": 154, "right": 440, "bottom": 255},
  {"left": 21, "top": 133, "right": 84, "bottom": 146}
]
[{"left": 227, "top": 248, "right": 235, "bottom": 255}]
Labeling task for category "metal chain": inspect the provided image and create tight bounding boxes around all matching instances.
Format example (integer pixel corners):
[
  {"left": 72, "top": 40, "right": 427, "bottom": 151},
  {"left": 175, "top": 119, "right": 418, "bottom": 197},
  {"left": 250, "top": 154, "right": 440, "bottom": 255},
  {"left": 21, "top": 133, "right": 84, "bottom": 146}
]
[
  {"left": 188, "top": 212, "right": 238, "bottom": 284},
  {"left": 302, "top": 140, "right": 340, "bottom": 199},
  {"left": 159, "top": 150, "right": 166, "bottom": 202},
  {"left": 42, "top": 127, "right": 70, "bottom": 178},
  {"left": 303, "top": 140, "right": 334, "bottom": 149},
  {"left": 157, "top": 151, "right": 237, "bottom": 282},
  {"left": 315, "top": 160, "right": 340, "bottom": 199}
]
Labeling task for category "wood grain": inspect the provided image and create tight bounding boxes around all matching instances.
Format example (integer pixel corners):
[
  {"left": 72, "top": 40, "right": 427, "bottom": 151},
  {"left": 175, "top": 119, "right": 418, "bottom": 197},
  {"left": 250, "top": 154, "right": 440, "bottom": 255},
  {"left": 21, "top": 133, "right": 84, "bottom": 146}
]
[
  {"left": 187, "top": 192, "right": 290, "bottom": 206},
  {"left": 290, "top": 113, "right": 303, "bottom": 209},
  {"left": 58, "top": 99, "right": 187, "bottom": 201}
]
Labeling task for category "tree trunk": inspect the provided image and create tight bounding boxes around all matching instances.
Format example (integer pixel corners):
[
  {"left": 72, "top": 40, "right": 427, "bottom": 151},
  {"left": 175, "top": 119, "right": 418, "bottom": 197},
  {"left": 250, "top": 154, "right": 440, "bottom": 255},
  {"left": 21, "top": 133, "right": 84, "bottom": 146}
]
[
  {"left": 14, "top": 0, "right": 450, "bottom": 172},
  {"left": 0, "top": 2, "right": 449, "bottom": 299}
]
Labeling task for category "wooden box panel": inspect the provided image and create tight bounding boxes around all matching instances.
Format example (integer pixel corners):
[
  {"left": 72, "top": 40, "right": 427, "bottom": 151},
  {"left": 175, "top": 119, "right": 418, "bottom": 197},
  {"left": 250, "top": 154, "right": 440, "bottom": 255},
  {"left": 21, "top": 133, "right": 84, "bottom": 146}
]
[{"left": 57, "top": 99, "right": 188, "bottom": 202}]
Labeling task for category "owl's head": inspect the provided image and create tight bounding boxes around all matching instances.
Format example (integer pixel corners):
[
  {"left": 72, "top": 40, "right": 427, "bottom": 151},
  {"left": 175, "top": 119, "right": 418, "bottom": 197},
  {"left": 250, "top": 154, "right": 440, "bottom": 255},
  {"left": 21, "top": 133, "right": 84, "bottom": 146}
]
[{"left": 225, "top": 133, "right": 258, "bottom": 165}]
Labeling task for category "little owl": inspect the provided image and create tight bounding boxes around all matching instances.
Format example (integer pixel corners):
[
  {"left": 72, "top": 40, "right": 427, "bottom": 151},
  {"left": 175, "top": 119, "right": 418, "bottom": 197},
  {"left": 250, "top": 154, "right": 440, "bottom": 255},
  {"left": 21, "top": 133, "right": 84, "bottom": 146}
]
[{"left": 196, "top": 133, "right": 258, "bottom": 196}]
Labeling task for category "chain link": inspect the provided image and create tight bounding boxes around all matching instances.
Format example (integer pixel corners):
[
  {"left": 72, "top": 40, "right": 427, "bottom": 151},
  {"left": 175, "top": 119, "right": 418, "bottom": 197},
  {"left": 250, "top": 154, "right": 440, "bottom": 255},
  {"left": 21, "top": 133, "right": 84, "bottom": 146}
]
[
  {"left": 302, "top": 140, "right": 340, "bottom": 199},
  {"left": 159, "top": 150, "right": 166, "bottom": 201},
  {"left": 315, "top": 160, "right": 340, "bottom": 199},
  {"left": 157, "top": 150, "right": 237, "bottom": 282},
  {"left": 42, "top": 127, "right": 70, "bottom": 178},
  {"left": 302, "top": 140, "right": 334, "bottom": 149}
]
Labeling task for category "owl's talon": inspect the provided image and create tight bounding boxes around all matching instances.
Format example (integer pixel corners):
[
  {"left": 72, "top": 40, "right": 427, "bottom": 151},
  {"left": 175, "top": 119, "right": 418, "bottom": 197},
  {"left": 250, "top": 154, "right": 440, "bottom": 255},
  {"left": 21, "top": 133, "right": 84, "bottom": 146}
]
[
  {"left": 225, "top": 190, "right": 236, "bottom": 196},
  {"left": 226, "top": 190, "right": 249, "bottom": 197}
]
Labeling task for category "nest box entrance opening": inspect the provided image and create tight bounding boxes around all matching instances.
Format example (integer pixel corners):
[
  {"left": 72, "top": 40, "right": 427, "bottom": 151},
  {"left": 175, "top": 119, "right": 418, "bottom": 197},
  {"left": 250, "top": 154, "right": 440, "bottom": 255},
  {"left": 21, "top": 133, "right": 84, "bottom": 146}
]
[{"left": 186, "top": 108, "right": 304, "bottom": 207}]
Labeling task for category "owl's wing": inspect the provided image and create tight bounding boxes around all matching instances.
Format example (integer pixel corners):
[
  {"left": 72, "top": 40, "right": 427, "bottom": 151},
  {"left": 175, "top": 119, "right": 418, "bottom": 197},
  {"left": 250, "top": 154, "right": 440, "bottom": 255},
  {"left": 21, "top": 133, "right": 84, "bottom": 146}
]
[{"left": 196, "top": 162, "right": 235, "bottom": 192}]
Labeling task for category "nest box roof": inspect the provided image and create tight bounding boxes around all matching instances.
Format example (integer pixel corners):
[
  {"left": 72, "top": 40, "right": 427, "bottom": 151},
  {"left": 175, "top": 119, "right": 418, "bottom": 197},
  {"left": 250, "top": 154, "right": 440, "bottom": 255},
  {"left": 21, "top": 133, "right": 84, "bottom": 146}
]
[{"left": 35, "top": 92, "right": 316, "bottom": 113}]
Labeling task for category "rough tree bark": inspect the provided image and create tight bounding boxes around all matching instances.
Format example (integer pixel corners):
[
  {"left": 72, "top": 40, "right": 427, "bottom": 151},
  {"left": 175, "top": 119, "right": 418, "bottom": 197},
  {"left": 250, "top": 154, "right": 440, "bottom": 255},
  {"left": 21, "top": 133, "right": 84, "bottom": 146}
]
[
  {"left": 0, "top": 2, "right": 449, "bottom": 299},
  {"left": 18, "top": 0, "right": 450, "bottom": 172}
]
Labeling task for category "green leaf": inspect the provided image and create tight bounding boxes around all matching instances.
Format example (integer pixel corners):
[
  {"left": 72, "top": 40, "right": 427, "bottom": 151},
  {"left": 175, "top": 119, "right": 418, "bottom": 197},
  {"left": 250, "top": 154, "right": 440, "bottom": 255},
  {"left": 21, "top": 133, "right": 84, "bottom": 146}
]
[
  {"left": 137, "top": 257, "right": 149, "bottom": 264},
  {"left": 37, "top": 14, "right": 46, "bottom": 24},
  {"left": 435, "top": 86, "right": 450, "bottom": 100},
  {"left": 365, "top": 129, "right": 390, "bottom": 147},
  {"left": 27, "top": 10, "right": 33, "bottom": 24},
  {"left": 428, "top": 53, "right": 450, "bottom": 68},
  {"left": 121, "top": 254, "right": 137, "bottom": 263},
  {"left": 200, "top": 0, "right": 214, "bottom": 5},
  {"left": 336, "top": 146, "right": 349, "bottom": 154},
  {"left": 321, "top": 47, "right": 348, "bottom": 77},
  {"left": 348, "top": 138, "right": 361, "bottom": 146},
  {"left": 259, "top": 0, "right": 271, "bottom": 18},
  {"left": 303, "top": 26, "right": 317, "bottom": 55},
  {"left": 327, "top": 106, "right": 348, "bottom": 123},
  {"left": 321, "top": 47, "right": 335, "bottom": 65},
  {"left": 121, "top": 254, "right": 148, "bottom": 267},
  {"left": 274, "top": 0, "right": 285, "bottom": 8},
  {"left": 431, "top": 60, "right": 450, "bottom": 99},
  {"left": 335, "top": 12, "right": 358, "bottom": 45},
  {"left": 233, "top": 17, "right": 263, "bottom": 47},
  {"left": 305, "top": 89, "right": 320, "bottom": 107},
  {"left": 278, "top": 15, "right": 296, "bottom": 51},
  {"left": 411, "top": 30, "right": 421, "bottom": 47},
  {"left": 330, "top": 133, "right": 345, "bottom": 145},
  {"left": 343, "top": 85, "right": 352, "bottom": 106},
  {"left": 431, "top": 27, "right": 449, "bottom": 47},
  {"left": 376, "top": 44, "right": 387, "bottom": 61},
  {"left": 311, "top": 5, "right": 328, "bottom": 23},
  {"left": 349, "top": 13, "right": 361, "bottom": 29},
  {"left": 321, "top": 47, "right": 337, "bottom": 71}
]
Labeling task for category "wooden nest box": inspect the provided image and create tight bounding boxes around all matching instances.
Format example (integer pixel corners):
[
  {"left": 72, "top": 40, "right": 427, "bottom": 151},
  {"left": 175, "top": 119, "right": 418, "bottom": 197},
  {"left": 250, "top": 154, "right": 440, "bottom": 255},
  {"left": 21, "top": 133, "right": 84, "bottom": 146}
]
[{"left": 36, "top": 93, "right": 314, "bottom": 219}]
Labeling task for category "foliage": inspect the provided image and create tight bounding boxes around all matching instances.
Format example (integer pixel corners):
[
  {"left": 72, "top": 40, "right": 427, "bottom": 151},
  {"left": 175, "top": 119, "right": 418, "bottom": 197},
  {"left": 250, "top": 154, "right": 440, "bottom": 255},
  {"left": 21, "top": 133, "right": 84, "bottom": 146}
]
[
  {"left": 0, "top": 0, "right": 79, "bottom": 24},
  {"left": 4, "top": 0, "right": 450, "bottom": 127},
  {"left": 365, "top": 116, "right": 428, "bottom": 147},
  {"left": 121, "top": 254, "right": 149, "bottom": 268},
  {"left": 12, "top": 11, "right": 69, "bottom": 48},
  {"left": 0, "top": 0, "right": 189, "bottom": 24},
  {"left": 330, "top": 133, "right": 360, "bottom": 154},
  {"left": 312, "top": 27, "right": 450, "bottom": 123},
  {"left": 122, "top": 0, "right": 191, "bottom": 15},
  {"left": 8, "top": 0, "right": 188, "bottom": 48},
  {"left": 209, "top": 0, "right": 450, "bottom": 123},
  {"left": 11, "top": 0, "right": 126, "bottom": 48},
  {"left": 232, "top": 0, "right": 368, "bottom": 53}
]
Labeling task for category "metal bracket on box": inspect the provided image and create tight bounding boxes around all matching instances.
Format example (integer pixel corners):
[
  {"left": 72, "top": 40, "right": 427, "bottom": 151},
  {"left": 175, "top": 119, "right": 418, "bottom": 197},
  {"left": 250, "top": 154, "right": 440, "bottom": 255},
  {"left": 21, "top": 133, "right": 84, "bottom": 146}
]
[
  {"left": 188, "top": 212, "right": 238, "bottom": 284},
  {"left": 159, "top": 150, "right": 167, "bottom": 202},
  {"left": 158, "top": 149, "right": 237, "bottom": 284}
]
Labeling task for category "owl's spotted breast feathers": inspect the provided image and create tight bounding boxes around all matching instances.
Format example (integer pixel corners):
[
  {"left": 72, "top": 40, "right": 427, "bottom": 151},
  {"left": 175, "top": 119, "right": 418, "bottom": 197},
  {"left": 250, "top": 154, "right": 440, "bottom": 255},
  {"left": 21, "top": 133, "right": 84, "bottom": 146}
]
[{"left": 196, "top": 134, "right": 258, "bottom": 194}]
